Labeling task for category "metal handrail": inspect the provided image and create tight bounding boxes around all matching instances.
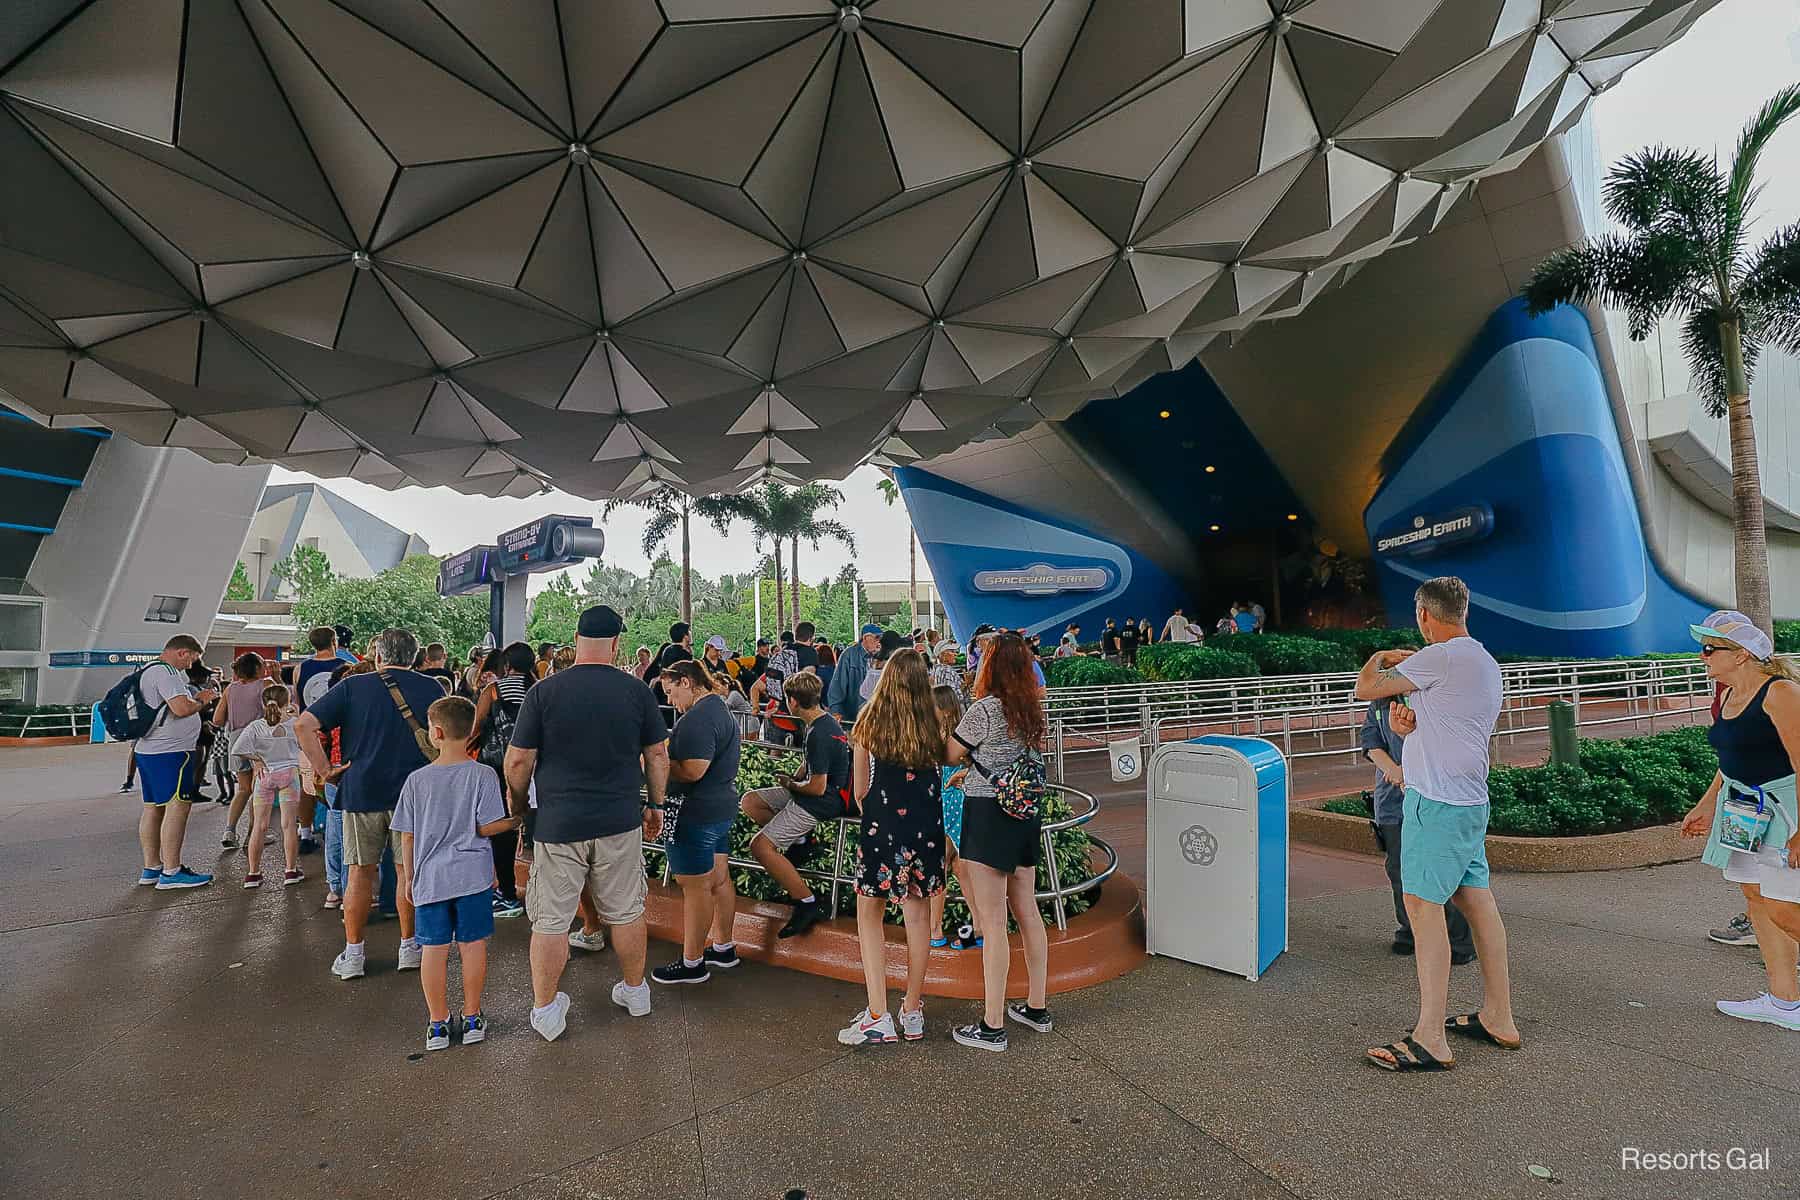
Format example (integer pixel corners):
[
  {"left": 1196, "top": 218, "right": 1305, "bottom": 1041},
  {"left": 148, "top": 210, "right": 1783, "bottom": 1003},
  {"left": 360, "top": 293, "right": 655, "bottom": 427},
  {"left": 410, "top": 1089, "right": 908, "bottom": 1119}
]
[
  {"left": 640, "top": 778, "right": 1113, "bottom": 932},
  {"left": 0, "top": 709, "right": 91, "bottom": 739},
  {"left": 1046, "top": 654, "right": 1716, "bottom": 765}
]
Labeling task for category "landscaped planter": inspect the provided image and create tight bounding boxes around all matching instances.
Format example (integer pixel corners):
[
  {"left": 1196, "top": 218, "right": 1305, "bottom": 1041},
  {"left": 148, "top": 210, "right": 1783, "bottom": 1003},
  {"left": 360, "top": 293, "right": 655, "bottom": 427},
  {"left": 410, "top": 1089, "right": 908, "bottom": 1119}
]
[
  {"left": 1290, "top": 804, "right": 1701, "bottom": 873},
  {"left": 0, "top": 735, "right": 92, "bottom": 748},
  {"left": 516, "top": 847, "right": 1145, "bottom": 999}
]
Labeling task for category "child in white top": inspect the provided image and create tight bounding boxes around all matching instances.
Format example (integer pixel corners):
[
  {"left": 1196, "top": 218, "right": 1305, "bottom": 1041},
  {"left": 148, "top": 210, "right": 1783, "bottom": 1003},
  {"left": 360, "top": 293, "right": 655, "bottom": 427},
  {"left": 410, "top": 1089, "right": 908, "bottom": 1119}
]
[{"left": 230, "top": 683, "right": 304, "bottom": 889}]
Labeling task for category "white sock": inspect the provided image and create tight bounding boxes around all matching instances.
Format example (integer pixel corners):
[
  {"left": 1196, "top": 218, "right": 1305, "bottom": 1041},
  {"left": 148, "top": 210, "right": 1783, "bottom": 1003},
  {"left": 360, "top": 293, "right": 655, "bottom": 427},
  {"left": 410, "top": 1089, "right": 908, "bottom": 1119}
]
[
  {"left": 344, "top": 941, "right": 364, "bottom": 957},
  {"left": 400, "top": 936, "right": 418, "bottom": 948},
  {"left": 682, "top": 956, "right": 703, "bottom": 968},
  {"left": 532, "top": 1001, "right": 556, "bottom": 1020},
  {"left": 711, "top": 942, "right": 734, "bottom": 953},
  {"left": 623, "top": 979, "right": 649, "bottom": 994}
]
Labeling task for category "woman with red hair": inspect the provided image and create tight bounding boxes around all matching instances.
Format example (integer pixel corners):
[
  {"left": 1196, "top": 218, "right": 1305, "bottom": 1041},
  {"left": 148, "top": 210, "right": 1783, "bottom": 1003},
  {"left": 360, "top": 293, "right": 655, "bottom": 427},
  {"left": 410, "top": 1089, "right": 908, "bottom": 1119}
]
[{"left": 945, "top": 632, "right": 1051, "bottom": 1051}]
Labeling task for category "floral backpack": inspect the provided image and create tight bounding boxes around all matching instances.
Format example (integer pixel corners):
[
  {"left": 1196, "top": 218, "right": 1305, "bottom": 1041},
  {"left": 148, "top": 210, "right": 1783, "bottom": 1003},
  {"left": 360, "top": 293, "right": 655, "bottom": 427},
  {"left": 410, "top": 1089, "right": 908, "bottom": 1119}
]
[{"left": 971, "top": 741, "right": 1049, "bottom": 821}]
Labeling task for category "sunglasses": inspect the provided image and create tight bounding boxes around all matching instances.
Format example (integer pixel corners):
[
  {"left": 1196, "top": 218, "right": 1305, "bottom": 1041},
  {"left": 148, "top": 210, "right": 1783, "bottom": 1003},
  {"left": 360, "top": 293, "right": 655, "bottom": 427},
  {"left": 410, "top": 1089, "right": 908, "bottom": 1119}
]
[{"left": 1700, "top": 644, "right": 1732, "bottom": 657}]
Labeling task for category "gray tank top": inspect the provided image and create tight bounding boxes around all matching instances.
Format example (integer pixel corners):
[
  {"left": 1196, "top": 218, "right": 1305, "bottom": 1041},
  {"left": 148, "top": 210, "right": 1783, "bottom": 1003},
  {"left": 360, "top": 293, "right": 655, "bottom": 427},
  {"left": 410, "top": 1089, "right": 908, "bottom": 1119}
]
[{"left": 224, "top": 680, "right": 265, "bottom": 731}]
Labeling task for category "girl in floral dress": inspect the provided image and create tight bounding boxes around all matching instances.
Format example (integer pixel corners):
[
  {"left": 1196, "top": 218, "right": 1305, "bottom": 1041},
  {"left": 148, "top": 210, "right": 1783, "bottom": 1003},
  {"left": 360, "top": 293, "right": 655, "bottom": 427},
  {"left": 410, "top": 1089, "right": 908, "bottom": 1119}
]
[{"left": 837, "top": 649, "right": 945, "bottom": 1047}]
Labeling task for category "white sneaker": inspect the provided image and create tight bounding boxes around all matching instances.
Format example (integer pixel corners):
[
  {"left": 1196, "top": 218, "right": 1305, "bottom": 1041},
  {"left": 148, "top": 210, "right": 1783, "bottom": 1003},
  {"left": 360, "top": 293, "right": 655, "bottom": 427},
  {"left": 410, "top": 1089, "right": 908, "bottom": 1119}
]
[
  {"left": 531, "top": 991, "right": 571, "bottom": 1042},
  {"left": 568, "top": 929, "right": 606, "bottom": 952},
  {"left": 330, "top": 949, "right": 366, "bottom": 980},
  {"left": 611, "top": 980, "right": 652, "bottom": 1018},
  {"left": 898, "top": 1003, "right": 925, "bottom": 1042},
  {"left": 1716, "top": 993, "right": 1800, "bottom": 1030},
  {"left": 396, "top": 940, "right": 422, "bottom": 971},
  {"left": 837, "top": 1008, "right": 898, "bottom": 1046}
]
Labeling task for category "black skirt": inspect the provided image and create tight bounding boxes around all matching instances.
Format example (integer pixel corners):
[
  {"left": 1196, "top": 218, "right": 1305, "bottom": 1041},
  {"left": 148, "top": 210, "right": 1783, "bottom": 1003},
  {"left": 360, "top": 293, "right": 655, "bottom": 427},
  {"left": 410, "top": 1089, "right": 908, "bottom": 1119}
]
[{"left": 958, "top": 793, "right": 1041, "bottom": 873}]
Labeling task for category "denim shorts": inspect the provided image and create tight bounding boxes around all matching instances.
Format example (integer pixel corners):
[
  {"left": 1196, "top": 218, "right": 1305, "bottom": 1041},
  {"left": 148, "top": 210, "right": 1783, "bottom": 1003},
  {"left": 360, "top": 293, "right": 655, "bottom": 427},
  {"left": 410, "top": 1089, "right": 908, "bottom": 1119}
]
[
  {"left": 666, "top": 815, "right": 735, "bottom": 876},
  {"left": 413, "top": 890, "right": 495, "bottom": 946}
]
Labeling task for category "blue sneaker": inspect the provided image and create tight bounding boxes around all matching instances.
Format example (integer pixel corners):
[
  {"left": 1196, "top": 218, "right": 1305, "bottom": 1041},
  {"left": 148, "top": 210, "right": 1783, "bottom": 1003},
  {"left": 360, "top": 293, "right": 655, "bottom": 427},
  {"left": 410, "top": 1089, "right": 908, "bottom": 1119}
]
[
  {"left": 462, "top": 1013, "right": 488, "bottom": 1044},
  {"left": 137, "top": 868, "right": 162, "bottom": 887},
  {"left": 155, "top": 866, "right": 213, "bottom": 890},
  {"left": 491, "top": 891, "right": 524, "bottom": 919},
  {"left": 426, "top": 1021, "right": 451, "bottom": 1051}
]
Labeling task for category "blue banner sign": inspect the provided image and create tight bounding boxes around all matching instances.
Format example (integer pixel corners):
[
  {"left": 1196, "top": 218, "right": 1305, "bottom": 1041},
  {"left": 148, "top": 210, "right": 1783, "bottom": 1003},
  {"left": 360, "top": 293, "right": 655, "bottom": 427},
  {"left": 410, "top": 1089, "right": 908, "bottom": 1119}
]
[
  {"left": 971, "top": 564, "right": 1112, "bottom": 596},
  {"left": 49, "top": 650, "right": 162, "bottom": 668},
  {"left": 1374, "top": 504, "right": 1495, "bottom": 558}
]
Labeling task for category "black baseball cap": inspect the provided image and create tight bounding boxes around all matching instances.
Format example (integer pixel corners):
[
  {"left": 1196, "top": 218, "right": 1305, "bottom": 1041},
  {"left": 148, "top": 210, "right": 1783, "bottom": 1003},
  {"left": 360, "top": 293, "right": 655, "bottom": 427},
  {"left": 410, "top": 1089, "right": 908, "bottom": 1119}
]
[
  {"left": 878, "top": 629, "right": 908, "bottom": 660},
  {"left": 578, "top": 604, "right": 625, "bottom": 639}
]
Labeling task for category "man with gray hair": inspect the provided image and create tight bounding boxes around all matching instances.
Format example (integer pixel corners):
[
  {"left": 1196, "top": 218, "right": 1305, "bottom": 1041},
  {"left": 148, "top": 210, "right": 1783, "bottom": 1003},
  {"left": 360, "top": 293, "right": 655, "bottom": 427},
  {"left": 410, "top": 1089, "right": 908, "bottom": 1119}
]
[
  {"left": 1354, "top": 576, "right": 1519, "bottom": 1072},
  {"left": 298, "top": 627, "right": 447, "bottom": 981}
]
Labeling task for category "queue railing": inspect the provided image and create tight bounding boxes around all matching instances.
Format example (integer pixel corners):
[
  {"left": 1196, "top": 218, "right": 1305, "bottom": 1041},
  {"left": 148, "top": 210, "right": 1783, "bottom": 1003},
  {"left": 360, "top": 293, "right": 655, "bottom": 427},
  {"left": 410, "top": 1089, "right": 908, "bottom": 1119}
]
[
  {"left": 1045, "top": 654, "right": 1716, "bottom": 768},
  {"left": 641, "top": 742, "right": 1114, "bottom": 931},
  {"left": 0, "top": 707, "right": 92, "bottom": 740}
]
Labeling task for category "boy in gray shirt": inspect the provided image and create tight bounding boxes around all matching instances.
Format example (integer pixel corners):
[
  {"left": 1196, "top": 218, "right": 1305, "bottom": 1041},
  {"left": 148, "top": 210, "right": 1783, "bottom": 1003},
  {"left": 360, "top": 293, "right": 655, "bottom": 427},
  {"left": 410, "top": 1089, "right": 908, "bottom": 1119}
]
[{"left": 393, "top": 696, "right": 518, "bottom": 1051}]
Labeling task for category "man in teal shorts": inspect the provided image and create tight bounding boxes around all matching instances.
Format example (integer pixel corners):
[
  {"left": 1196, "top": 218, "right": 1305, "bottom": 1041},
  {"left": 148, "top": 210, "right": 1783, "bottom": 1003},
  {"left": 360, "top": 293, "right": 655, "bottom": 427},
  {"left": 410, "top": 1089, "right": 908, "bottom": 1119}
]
[{"left": 1354, "top": 576, "right": 1520, "bottom": 1072}]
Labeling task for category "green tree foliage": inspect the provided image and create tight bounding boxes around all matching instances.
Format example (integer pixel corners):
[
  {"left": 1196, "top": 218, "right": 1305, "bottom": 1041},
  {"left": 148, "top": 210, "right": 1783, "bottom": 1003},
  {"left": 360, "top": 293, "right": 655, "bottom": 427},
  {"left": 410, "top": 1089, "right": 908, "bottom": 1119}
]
[
  {"left": 269, "top": 544, "right": 336, "bottom": 600},
  {"left": 225, "top": 560, "right": 254, "bottom": 601},
  {"left": 292, "top": 554, "right": 488, "bottom": 655},
  {"left": 526, "top": 574, "right": 583, "bottom": 645}
]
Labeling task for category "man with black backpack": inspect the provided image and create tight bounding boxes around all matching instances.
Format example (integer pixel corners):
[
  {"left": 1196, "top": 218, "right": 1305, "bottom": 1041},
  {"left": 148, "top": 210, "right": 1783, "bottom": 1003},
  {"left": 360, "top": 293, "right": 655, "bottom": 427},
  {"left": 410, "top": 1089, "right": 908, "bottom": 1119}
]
[
  {"left": 123, "top": 634, "right": 219, "bottom": 890},
  {"left": 738, "top": 672, "right": 849, "bottom": 939},
  {"left": 296, "top": 627, "right": 445, "bottom": 981}
]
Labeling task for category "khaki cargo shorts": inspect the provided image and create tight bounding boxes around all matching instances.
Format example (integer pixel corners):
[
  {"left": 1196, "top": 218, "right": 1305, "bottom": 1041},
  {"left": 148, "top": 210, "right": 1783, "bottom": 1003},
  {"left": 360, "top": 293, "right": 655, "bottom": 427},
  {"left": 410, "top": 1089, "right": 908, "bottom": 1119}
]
[
  {"left": 527, "top": 829, "right": 647, "bottom": 934},
  {"left": 342, "top": 809, "right": 403, "bottom": 867},
  {"left": 746, "top": 785, "right": 820, "bottom": 851}
]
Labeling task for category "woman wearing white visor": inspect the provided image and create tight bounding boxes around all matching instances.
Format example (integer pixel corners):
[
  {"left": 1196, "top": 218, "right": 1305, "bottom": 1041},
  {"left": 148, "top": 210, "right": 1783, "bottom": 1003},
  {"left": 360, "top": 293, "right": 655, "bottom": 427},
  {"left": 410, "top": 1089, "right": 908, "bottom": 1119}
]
[{"left": 1681, "top": 610, "right": 1800, "bottom": 1031}]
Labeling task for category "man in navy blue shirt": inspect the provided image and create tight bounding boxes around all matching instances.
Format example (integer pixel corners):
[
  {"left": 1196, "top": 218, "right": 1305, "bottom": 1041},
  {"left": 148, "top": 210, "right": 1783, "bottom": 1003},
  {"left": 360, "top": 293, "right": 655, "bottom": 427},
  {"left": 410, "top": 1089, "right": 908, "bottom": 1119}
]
[
  {"left": 1360, "top": 699, "right": 1475, "bottom": 964},
  {"left": 298, "top": 627, "right": 447, "bottom": 981}
]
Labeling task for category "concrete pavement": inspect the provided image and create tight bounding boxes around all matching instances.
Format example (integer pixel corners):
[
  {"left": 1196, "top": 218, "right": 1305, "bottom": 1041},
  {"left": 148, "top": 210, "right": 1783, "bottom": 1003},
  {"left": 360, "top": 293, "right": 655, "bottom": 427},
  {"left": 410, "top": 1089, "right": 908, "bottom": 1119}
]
[{"left": 2, "top": 742, "right": 1795, "bottom": 1200}]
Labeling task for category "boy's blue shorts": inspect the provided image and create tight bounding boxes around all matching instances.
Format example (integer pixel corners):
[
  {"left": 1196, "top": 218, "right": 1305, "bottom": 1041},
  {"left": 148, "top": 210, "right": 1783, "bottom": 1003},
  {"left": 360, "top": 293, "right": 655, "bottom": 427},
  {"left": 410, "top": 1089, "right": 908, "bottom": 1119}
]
[{"left": 413, "top": 891, "right": 494, "bottom": 946}]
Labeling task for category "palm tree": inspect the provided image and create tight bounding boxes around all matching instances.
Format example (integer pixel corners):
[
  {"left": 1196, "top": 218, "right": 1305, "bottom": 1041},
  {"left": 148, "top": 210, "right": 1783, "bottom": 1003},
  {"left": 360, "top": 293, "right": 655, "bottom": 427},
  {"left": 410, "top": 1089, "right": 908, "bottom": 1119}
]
[
  {"left": 785, "top": 482, "right": 856, "bottom": 625},
  {"left": 601, "top": 485, "right": 706, "bottom": 624},
  {"left": 877, "top": 475, "right": 919, "bottom": 629},
  {"left": 1522, "top": 85, "right": 1800, "bottom": 635},
  {"left": 699, "top": 482, "right": 791, "bottom": 632}
]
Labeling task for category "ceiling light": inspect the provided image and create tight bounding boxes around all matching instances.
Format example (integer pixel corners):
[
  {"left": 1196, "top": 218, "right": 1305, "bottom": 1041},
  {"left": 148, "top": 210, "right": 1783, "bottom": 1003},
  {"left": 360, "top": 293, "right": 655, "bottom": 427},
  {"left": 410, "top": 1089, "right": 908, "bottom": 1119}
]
[
  {"left": 1158, "top": 410, "right": 1171, "bottom": 419},
  {"left": 1204, "top": 464, "right": 1216, "bottom": 473},
  {"left": 1209, "top": 524, "right": 1220, "bottom": 532},
  {"left": 1287, "top": 513, "right": 1299, "bottom": 521}
]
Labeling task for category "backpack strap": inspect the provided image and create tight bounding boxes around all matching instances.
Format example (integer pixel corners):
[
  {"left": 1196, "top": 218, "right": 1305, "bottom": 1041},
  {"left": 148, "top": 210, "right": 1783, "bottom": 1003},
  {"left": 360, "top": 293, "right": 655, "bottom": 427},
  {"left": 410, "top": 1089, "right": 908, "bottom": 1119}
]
[{"left": 377, "top": 669, "right": 435, "bottom": 760}]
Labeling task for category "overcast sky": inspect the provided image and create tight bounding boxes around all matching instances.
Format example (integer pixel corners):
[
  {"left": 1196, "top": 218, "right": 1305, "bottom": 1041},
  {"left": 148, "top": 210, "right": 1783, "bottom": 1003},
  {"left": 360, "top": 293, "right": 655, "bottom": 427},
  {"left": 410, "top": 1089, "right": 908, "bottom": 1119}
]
[{"left": 271, "top": 0, "right": 1800, "bottom": 596}]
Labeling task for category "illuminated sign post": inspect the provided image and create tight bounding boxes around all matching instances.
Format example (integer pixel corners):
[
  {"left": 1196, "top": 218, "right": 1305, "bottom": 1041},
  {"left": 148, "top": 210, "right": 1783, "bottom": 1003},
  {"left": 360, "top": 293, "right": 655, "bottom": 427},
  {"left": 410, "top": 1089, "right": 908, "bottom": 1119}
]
[
  {"left": 441, "top": 517, "right": 607, "bottom": 646},
  {"left": 971, "top": 564, "right": 1112, "bottom": 596},
  {"left": 1374, "top": 504, "right": 1495, "bottom": 558}
]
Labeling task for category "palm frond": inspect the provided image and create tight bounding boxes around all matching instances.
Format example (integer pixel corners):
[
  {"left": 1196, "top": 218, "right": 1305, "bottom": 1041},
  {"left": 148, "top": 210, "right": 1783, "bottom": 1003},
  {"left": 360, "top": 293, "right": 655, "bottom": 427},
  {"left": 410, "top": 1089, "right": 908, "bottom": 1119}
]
[
  {"left": 1725, "top": 83, "right": 1800, "bottom": 263},
  {"left": 639, "top": 508, "right": 678, "bottom": 560},
  {"left": 804, "top": 517, "right": 857, "bottom": 555},
  {"left": 1521, "top": 232, "right": 1713, "bottom": 337},
  {"left": 1742, "top": 219, "right": 1800, "bottom": 354},
  {"left": 1602, "top": 146, "right": 1725, "bottom": 253},
  {"left": 1679, "top": 306, "right": 1761, "bottom": 417}
]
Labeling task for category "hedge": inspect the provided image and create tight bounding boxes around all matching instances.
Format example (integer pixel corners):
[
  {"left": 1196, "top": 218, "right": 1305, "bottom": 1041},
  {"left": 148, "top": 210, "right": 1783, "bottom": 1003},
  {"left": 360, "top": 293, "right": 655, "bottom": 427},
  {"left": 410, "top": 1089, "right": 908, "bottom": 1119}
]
[
  {"left": 1135, "top": 643, "right": 1259, "bottom": 682},
  {"left": 669, "top": 743, "right": 1099, "bottom": 933},
  {"left": 1208, "top": 633, "right": 1361, "bottom": 676},
  {"left": 1319, "top": 727, "right": 1717, "bottom": 837},
  {"left": 1042, "top": 656, "right": 1143, "bottom": 688},
  {"left": 1296, "top": 627, "right": 1425, "bottom": 660},
  {"left": 1777, "top": 622, "right": 1800, "bottom": 654}
]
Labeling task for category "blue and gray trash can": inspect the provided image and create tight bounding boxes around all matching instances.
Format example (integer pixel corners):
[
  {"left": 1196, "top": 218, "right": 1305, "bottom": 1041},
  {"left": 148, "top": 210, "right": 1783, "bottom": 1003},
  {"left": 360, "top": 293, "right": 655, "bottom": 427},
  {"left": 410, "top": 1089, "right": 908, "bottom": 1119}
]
[{"left": 1145, "top": 735, "right": 1287, "bottom": 981}]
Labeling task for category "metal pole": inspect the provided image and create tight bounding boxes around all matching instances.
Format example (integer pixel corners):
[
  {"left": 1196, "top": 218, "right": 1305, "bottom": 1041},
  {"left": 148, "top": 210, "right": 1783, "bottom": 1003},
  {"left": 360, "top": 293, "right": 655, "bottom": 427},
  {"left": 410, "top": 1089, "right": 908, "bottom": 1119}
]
[
  {"left": 1043, "top": 826, "right": 1067, "bottom": 931},
  {"left": 755, "top": 575, "right": 762, "bottom": 641},
  {"left": 851, "top": 583, "right": 858, "bottom": 634}
]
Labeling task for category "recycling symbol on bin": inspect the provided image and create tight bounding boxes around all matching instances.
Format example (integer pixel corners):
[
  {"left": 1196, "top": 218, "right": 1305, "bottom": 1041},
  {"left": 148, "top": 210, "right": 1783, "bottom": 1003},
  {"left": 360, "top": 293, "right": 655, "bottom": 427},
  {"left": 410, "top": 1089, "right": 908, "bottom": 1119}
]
[{"left": 1179, "top": 823, "right": 1218, "bottom": 867}]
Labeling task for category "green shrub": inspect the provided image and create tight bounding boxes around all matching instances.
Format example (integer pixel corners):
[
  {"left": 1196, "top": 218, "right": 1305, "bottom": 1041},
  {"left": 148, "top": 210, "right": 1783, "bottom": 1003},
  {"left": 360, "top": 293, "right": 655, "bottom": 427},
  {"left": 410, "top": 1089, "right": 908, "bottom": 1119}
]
[
  {"left": 1209, "top": 633, "right": 1360, "bottom": 676},
  {"left": 1042, "top": 656, "right": 1143, "bottom": 688},
  {"left": 651, "top": 743, "right": 1098, "bottom": 934},
  {"left": 1776, "top": 621, "right": 1800, "bottom": 654},
  {"left": 1322, "top": 794, "right": 1373, "bottom": 818},
  {"left": 1297, "top": 627, "right": 1424, "bottom": 660},
  {"left": 1484, "top": 728, "right": 1717, "bottom": 836},
  {"left": 1136, "top": 643, "right": 1259, "bottom": 682}
]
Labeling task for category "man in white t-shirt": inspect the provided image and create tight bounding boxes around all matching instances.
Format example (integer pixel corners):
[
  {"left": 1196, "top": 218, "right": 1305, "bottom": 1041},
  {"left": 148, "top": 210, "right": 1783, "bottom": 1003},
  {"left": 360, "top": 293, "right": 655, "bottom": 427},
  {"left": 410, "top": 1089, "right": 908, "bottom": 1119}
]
[
  {"left": 1353, "top": 576, "right": 1518, "bottom": 1073},
  {"left": 1162, "top": 608, "right": 1199, "bottom": 644}
]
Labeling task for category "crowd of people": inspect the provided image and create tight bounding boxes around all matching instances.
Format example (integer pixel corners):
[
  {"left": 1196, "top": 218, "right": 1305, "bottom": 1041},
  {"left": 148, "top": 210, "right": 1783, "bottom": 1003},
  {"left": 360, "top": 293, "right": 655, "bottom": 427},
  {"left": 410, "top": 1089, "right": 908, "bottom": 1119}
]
[
  {"left": 117, "top": 574, "right": 1800, "bottom": 1062},
  {"left": 1047, "top": 601, "right": 1267, "bottom": 665},
  {"left": 119, "top": 608, "right": 1058, "bottom": 1053}
]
